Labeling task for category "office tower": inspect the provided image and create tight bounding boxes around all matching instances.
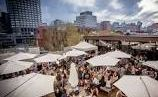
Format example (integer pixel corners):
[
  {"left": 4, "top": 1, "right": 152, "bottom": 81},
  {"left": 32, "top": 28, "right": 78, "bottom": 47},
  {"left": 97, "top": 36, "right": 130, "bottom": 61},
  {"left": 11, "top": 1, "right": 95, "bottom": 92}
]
[
  {"left": 100, "top": 21, "right": 111, "bottom": 30},
  {"left": 0, "top": 12, "right": 14, "bottom": 48},
  {"left": 75, "top": 11, "right": 97, "bottom": 28},
  {"left": 6, "top": 0, "right": 41, "bottom": 45}
]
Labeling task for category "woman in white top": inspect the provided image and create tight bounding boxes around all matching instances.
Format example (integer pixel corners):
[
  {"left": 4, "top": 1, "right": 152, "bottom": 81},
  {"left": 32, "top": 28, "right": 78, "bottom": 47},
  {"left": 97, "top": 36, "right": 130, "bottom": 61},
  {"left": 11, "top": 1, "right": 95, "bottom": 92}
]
[
  {"left": 93, "top": 77, "right": 99, "bottom": 85},
  {"left": 106, "top": 76, "right": 112, "bottom": 89},
  {"left": 112, "top": 71, "right": 119, "bottom": 83}
]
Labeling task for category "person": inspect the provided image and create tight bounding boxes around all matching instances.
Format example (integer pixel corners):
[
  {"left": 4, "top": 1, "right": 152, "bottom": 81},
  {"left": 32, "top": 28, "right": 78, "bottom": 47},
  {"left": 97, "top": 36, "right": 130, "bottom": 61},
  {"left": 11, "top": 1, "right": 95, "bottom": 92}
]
[
  {"left": 119, "top": 67, "right": 125, "bottom": 77},
  {"left": 90, "top": 85, "right": 99, "bottom": 97},
  {"left": 116, "top": 90, "right": 126, "bottom": 97},
  {"left": 112, "top": 71, "right": 119, "bottom": 83},
  {"left": 92, "top": 77, "right": 99, "bottom": 85},
  {"left": 131, "top": 66, "right": 136, "bottom": 75},
  {"left": 99, "top": 76, "right": 106, "bottom": 87},
  {"left": 61, "top": 87, "right": 67, "bottom": 97},
  {"left": 55, "top": 88, "right": 62, "bottom": 97},
  {"left": 106, "top": 76, "right": 112, "bottom": 89},
  {"left": 74, "top": 85, "right": 80, "bottom": 95}
]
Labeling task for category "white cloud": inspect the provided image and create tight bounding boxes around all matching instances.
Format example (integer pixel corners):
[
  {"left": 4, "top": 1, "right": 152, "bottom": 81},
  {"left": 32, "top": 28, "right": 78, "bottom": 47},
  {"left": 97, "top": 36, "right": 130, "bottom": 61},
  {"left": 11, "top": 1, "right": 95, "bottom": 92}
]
[
  {"left": 109, "top": 0, "right": 123, "bottom": 9},
  {"left": 42, "top": 6, "right": 52, "bottom": 23},
  {"left": 62, "top": 0, "right": 96, "bottom": 7},
  {"left": 132, "top": 0, "right": 158, "bottom": 25},
  {"left": 94, "top": 9, "right": 131, "bottom": 22},
  {"left": 94, "top": 0, "right": 158, "bottom": 25},
  {"left": 137, "top": 0, "right": 158, "bottom": 16}
]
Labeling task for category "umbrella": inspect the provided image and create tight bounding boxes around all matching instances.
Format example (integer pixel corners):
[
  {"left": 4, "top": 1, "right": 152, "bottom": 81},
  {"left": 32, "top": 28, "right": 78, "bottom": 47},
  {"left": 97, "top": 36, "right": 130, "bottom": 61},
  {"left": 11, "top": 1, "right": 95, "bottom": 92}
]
[
  {"left": 86, "top": 54, "right": 120, "bottom": 66},
  {"left": 0, "top": 73, "right": 55, "bottom": 97},
  {"left": 64, "top": 49, "right": 87, "bottom": 57},
  {"left": 104, "top": 50, "right": 131, "bottom": 59},
  {"left": 0, "top": 61, "right": 34, "bottom": 75},
  {"left": 72, "top": 41, "right": 98, "bottom": 51},
  {"left": 114, "top": 75, "right": 158, "bottom": 97},
  {"left": 4, "top": 52, "right": 37, "bottom": 61},
  {"left": 68, "top": 63, "right": 79, "bottom": 87},
  {"left": 34, "top": 53, "right": 62, "bottom": 63},
  {"left": 142, "top": 61, "right": 158, "bottom": 70}
]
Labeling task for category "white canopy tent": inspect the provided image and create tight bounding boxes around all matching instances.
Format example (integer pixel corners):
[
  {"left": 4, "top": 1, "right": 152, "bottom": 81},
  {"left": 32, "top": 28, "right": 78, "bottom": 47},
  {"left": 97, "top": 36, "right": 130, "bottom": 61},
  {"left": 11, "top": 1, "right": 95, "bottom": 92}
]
[
  {"left": 104, "top": 50, "right": 131, "bottom": 59},
  {"left": 72, "top": 41, "right": 98, "bottom": 54},
  {"left": 86, "top": 54, "right": 120, "bottom": 66},
  {"left": 63, "top": 49, "right": 87, "bottom": 57},
  {"left": 142, "top": 61, "right": 158, "bottom": 70},
  {"left": 33, "top": 53, "right": 62, "bottom": 63},
  {"left": 114, "top": 75, "right": 158, "bottom": 97},
  {"left": 121, "top": 41, "right": 139, "bottom": 46},
  {"left": 99, "top": 40, "right": 112, "bottom": 47},
  {"left": 0, "top": 61, "right": 34, "bottom": 75},
  {"left": 68, "top": 63, "right": 79, "bottom": 87},
  {"left": 0, "top": 73, "right": 55, "bottom": 97},
  {"left": 4, "top": 52, "right": 37, "bottom": 61},
  {"left": 132, "top": 43, "right": 155, "bottom": 50}
]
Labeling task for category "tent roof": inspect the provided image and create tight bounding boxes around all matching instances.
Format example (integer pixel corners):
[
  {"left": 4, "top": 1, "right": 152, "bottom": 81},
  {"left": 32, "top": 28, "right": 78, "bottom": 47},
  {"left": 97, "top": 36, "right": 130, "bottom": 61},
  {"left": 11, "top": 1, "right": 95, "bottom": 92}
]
[
  {"left": 104, "top": 50, "right": 131, "bottom": 59},
  {"left": 0, "top": 61, "right": 34, "bottom": 75},
  {"left": 142, "top": 61, "right": 158, "bottom": 70},
  {"left": 86, "top": 54, "right": 120, "bottom": 66},
  {"left": 99, "top": 40, "right": 112, "bottom": 47},
  {"left": 114, "top": 75, "right": 158, "bottom": 97},
  {"left": 0, "top": 73, "right": 55, "bottom": 97},
  {"left": 4, "top": 52, "right": 37, "bottom": 61},
  {"left": 34, "top": 53, "right": 62, "bottom": 63},
  {"left": 72, "top": 41, "right": 98, "bottom": 51},
  {"left": 68, "top": 63, "right": 79, "bottom": 87},
  {"left": 132, "top": 43, "right": 155, "bottom": 50},
  {"left": 63, "top": 49, "right": 87, "bottom": 57}
]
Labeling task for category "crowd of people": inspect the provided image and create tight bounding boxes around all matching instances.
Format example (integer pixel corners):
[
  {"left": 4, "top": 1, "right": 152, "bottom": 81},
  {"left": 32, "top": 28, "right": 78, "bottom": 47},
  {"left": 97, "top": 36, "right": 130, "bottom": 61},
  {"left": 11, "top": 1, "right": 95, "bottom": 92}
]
[{"left": 0, "top": 49, "right": 158, "bottom": 97}]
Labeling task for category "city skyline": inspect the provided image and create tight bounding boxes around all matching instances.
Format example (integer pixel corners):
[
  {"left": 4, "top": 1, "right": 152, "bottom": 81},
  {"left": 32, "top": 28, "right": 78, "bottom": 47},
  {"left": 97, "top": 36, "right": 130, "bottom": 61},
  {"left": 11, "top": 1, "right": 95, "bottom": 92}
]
[{"left": 0, "top": 0, "right": 158, "bottom": 25}]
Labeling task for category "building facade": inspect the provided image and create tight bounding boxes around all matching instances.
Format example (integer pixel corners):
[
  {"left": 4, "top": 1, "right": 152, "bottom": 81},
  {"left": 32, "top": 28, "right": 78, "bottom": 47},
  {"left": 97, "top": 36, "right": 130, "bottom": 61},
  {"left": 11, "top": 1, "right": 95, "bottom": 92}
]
[
  {"left": 100, "top": 21, "right": 111, "bottom": 30},
  {"left": 53, "top": 19, "right": 64, "bottom": 26},
  {"left": 0, "top": 12, "right": 15, "bottom": 48},
  {"left": 0, "top": 12, "right": 12, "bottom": 34},
  {"left": 75, "top": 11, "right": 97, "bottom": 28},
  {"left": 112, "top": 21, "right": 142, "bottom": 34},
  {"left": 6, "top": 0, "right": 41, "bottom": 45}
]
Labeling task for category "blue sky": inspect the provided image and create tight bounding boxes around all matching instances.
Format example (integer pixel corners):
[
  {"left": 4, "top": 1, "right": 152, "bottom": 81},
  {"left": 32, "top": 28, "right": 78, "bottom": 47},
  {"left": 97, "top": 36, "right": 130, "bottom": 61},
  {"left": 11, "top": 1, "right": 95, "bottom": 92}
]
[{"left": 1, "top": 0, "right": 158, "bottom": 25}]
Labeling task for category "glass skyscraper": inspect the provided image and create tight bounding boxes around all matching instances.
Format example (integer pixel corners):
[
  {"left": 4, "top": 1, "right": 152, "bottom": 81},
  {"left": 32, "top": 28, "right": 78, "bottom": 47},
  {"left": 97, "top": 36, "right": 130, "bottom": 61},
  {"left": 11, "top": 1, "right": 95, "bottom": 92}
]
[
  {"left": 6, "top": 0, "right": 41, "bottom": 45},
  {"left": 75, "top": 11, "right": 97, "bottom": 28}
]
